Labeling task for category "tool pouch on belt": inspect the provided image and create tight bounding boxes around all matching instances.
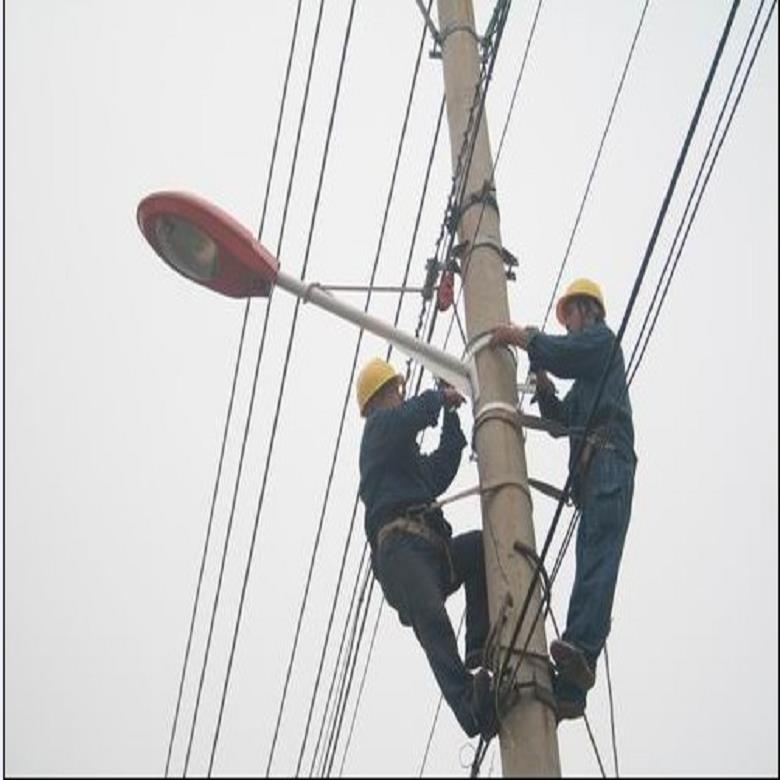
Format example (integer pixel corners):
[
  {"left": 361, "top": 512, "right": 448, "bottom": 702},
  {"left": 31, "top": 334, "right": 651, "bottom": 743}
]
[
  {"left": 573, "top": 426, "right": 615, "bottom": 506},
  {"left": 376, "top": 510, "right": 457, "bottom": 586}
]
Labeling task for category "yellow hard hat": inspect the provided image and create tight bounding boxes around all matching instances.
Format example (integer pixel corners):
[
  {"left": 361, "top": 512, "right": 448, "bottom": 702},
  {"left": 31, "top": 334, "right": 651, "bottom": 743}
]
[
  {"left": 556, "top": 278, "right": 606, "bottom": 325},
  {"left": 356, "top": 358, "right": 403, "bottom": 416}
]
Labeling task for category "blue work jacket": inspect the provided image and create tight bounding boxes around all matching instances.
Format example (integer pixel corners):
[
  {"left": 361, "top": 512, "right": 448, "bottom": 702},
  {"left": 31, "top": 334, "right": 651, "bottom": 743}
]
[
  {"left": 527, "top": 322, "right": 636, "bottom": 479},
  {"left": 359, "top": 389, "right": 467, "bottom": 547}
]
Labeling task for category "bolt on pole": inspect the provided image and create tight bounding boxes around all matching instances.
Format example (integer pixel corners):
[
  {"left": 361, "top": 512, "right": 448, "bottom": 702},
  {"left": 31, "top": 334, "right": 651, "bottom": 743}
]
[{"left": 435, "top": 0, "right": 560, "bottom": 775}]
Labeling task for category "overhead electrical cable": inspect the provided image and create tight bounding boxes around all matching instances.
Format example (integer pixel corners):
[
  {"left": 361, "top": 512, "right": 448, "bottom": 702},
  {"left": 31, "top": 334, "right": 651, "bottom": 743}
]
[
  {"left": 549, "top": 0, "right": 775, "bottom": 610},
  {"left": 538, "top": 0, "right": 651, "bottom": 334},
  {"left": 178, "top": 0, "right": 322, "bottom": 774},
  {"left": 181, "top": 0, "right": 334, "bottom": 773},
  {"left": 307, "top": 537, "right": 369, "bottom": 776},
  {"left": 315, "top": 560, "right": 373, "bottom": 777},
  {"left": 418, "top": 1, "right": 648, "bottom": 769},
  {"left": 519, "top": 10, "right": 774, "bottom": 771},
  {"left": 163, "top": 3, "right": 305, "bottom": 774},
  {"left": 323, "top": 0, "right": 518, "bottom": 748},
  {"left": 547, "top": 0, "right": 775, "bottom": 643},
  {"left": 412, "top": 7, "right": 546, "bottom": 765},
  {"left": 410, "top": 0, "right": 513, "bottom": 394},
  {"left": 338, "top": 598, "right": 385, "bottom": 776},
  {"left": 418, "top": 610, "right": 466, "bottom": 776},
  {"left": 545, "top": 9, "right": 777, "bottom": 766},
  {"left": 322, "top": 573, "right": 376, "bottom": 776},
  {"left": 260, "top": 0, "right": 360, "bottom": 773},
  {"left": 626, "top": 0, "right": 775, "bottom": 386},
  {"left": 421, "top": 0, "right": 514, "bottom": 369},
  {"left": 604, "top": 641, "right": 620, "bottom": 777},
  {"left": 306, "top": 95, "right": 447, "bottom": 777},
  {"left": 545, "top": 15, "right": 778, "bottom": 758},
  {"left": 435, "top": 0, "right": 545, "bottom": 369},
  {"left": 497, "top": 0, "right": 741, "bottom": 701},
  {"left": 292, "top": 8, "right": 442, "bottom": 770}
]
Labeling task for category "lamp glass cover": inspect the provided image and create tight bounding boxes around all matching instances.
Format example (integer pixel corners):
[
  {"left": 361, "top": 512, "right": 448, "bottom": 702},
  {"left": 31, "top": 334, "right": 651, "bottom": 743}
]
[{"left": 154, "top": 214, "right": 218, "bottom": 282}]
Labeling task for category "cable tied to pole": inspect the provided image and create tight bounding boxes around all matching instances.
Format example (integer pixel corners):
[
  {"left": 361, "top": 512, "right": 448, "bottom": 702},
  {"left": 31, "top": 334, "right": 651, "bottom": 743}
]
[{"left": 409, "top": 0, "right": 512, "bottom": 391}]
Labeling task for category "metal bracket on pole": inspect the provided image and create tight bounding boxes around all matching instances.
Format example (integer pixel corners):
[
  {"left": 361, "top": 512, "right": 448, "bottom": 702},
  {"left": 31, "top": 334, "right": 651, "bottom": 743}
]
[
  {"left": 473, "top": 400, "right": 522, "bottom": 434},
  {"left": 467, "top": 231, "right": 519, "bottom": 282},
  {"left": 437, "top": 23, "right": 483, "bottom": 50},
  {"left": 447, "top": 181, "right": 498, "bottom": 233}
]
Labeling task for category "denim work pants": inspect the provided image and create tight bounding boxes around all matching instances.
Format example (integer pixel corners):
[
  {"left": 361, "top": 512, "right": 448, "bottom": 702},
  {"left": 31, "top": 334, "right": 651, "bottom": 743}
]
[
  {"left": 565, "top": 449, "right": 635, "bottom": 673},
  {"left": 375, "top": 528, "right": 489, "bottom": 736}
]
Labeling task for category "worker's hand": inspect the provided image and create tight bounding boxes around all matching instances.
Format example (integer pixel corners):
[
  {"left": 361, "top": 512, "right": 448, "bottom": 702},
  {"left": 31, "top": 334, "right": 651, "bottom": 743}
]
[
  {"left": 490, "top": 324, "right": 539, "bottom": 351},
  {"left": 489, "top": 323, "right": 522, "bottom": 348},
  {"left": 534, "top": 369, "right": 555, "bottom": 396},
  {"left": 441, "top": 386, "right": 465, "bottom": 410}
]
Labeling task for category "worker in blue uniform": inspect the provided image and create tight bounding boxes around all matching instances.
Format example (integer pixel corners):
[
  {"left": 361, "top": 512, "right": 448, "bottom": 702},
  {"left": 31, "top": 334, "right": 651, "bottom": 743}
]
[
  {"left": 356, "top": 357, "right": 496, "bottom": 740},
  {"left": 490, "top": 278, "right": 636, "bottom": 721}
]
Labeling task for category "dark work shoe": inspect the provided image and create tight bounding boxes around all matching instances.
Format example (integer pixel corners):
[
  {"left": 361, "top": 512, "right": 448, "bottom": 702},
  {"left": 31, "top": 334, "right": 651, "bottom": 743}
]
[
  {"left": 550, "top": 639, "right": 595, "bottom": 692},
  {"left": 556, "top": 696, "right": 586, "bottom": 722},
  {"left": 470, "top": 669, "right": 499, "bottom": 741},
  {"left": 465, "top": 647, "right": 484, "bottom": 671},
  {"left": 552, "top": 672, "right": 587, "bottom": 723}
]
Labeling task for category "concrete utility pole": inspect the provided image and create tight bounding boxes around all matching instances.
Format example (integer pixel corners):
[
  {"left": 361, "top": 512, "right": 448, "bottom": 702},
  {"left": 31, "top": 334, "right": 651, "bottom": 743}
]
[{"left": 435, "top": 1, "right": 560, "bottom": 775}]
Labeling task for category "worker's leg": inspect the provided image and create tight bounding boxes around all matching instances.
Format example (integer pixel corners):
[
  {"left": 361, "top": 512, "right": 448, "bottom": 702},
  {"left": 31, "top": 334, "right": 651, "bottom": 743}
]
[
  {"left": 447, "top": 530, "right": 489, "bottom": 669},
  {"left": 564, "top": 453, "right": 635, "bottom": 667},
  {"left": 377, "top": 532, "right": 478, "bottom": 736}
]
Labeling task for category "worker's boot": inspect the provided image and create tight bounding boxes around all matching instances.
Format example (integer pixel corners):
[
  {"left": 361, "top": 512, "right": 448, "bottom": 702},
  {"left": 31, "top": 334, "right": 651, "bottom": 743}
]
[
  {"left": 464, "top": 647, "right": 484, "bottom": 671},
  {"left": 550, "top": 639, "right": 595, "bottom": 692},
  {"left": 470, "top": 669, "right": 498, "bottom": 741},
  {"left": 552, "top": 674, "right": 586, "bottom": 723}
]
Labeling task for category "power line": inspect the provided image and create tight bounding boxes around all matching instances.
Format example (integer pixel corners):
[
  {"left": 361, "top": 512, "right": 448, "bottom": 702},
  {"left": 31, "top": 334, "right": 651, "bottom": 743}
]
[
  {"left": 516, "top": 9, "right": 775, "bottom": 772},
  {"left": 163, "top": 2, "right": 305, "bottom": 772},
  {"left": 325, "top": 0, "right": 520, "bottom": 744},
  {"left": 322, "top": 574, "right": 376, "bottom": 776},
  {"left": 338, "top": 597, "right": 385, "bottom": 776},
  {"left": 314, "top": 559, "right": 373, "bottom": 777},
  {"left": 434, "top": 0, "right": 544, "bottom": 379},
  {"left": 183, "top": 0, "right": 334, "bottom": 772},
  {"left": 307, "top": 537, "right": 369, "bottom": 775},
  {"left": 418, "top": 610, "right": 466, "bottom": 776},
  {"left": 547, "top": 0, "right": 776, "bottom": 597},
  {"left": 293, "top": 9, "right": 444, "bottom": 771},
  {"left": 178, "top": 0, "right": 323, "bottom": 773},
  {"left": 306, "top": 93, "right": 448, "bottom": 778},
  {"left": 499, "top": 0, "right": 741, "bottom": 700},
  {"left": 411, "top": 0, "right": 514, "bottom": 394},
  {"left": 626, "top": 0, "right": 776, "bottom": 386},
  {"left": 604, "top": 641, "right": 620, "bottom": 777},
  {"left": 262, "top": 0, "right": 360, "bottom": 772},
  {"left": 543, "top": 13, "right": 776, "bottom": 766},
  {"left": 539, "top": 0, "right": 651, "bottom": 334},
  {"left": 163, "top": 300, "right": 250, "bottom": 778}
]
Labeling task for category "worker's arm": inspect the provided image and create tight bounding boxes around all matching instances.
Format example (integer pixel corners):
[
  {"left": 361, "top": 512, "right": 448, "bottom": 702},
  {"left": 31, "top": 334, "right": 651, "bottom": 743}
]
[
  {"left": 419, "top": 406, "right": 467, "bottom": 497},
  {"left": 534, "top": 378, "right": 572, "bottom": 426},
  {"left": 527, "top": 325, "right": 613, "bottom": 381},
  {"left": 369, "top": 389, "right": 444, "bottom": 456}
]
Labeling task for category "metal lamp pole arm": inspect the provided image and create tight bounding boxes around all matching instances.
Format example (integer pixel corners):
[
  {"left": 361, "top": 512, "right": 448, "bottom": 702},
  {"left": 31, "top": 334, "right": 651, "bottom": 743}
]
[{"left": 276, "top": 269, "right": 477, "bottom": 399}]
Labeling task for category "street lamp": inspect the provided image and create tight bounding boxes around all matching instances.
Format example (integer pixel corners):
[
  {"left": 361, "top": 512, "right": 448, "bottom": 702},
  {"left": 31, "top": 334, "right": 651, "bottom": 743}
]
[{"left": 137, "top": 191, "right": 481, "bottom": 398}]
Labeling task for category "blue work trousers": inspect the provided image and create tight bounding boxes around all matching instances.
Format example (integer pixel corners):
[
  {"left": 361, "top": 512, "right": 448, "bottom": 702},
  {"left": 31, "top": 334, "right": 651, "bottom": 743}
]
[
  {"left": 375, "top": 529, "right": 489, "bottom": 737},
  {"left": 565, "top": 450, "right": 635, "bottom": 672}
]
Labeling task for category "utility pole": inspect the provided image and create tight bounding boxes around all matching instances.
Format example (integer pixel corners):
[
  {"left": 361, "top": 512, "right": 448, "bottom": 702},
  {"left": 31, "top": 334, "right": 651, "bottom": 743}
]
[{"left": 435, "top": 1, "right": 560, "bottom": 775}]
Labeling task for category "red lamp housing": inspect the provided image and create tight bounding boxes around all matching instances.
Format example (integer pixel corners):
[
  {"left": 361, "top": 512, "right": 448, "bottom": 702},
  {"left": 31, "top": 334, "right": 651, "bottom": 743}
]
[{"left": 137, "top": 191, "right": 279, "bottom": 298}]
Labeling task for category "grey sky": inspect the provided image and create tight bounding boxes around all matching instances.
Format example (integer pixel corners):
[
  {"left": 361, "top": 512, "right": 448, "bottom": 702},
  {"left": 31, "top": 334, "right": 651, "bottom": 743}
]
[{"left": 5, "top": 1, "right": 778, "bottom": 776}]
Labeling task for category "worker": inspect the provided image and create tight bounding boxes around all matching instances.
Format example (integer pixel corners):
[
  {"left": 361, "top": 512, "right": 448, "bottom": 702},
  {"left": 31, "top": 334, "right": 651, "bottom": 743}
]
[
  {"left": 356, "top": 357, "right": 496, "bottom": 740},
  {"left": 489, "top": 278, "right": 636, "bottom": 721}
]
